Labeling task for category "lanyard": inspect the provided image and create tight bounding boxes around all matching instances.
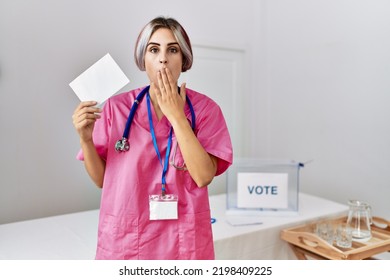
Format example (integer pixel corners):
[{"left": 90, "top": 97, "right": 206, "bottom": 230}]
[
  {"left": 115, "top": 85, "right": 196, "bottom": 152},
  {"left": 115, "top": 85, "right": 196, "bottom": 195},
  {"left": 146, "top": 93, "right": 172, "bottom": 196}
]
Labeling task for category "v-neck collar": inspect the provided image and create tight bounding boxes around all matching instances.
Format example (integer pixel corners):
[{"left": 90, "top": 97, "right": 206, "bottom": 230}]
[{"left": 145, "top": 95, "right": 171, "bottom": 134}]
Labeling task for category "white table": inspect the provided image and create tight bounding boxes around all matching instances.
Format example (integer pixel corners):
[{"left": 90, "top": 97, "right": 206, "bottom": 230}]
[
  {"left": 0, "top": 193, "right": 348, "bottom": 260},
  {"left": 212, "top": 193, "right": 348, "bottom": 259}
]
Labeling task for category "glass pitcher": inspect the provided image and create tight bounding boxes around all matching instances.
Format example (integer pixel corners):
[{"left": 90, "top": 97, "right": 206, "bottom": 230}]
[{"left": 346, "top": 200, "right": 372, "bottom": 242}]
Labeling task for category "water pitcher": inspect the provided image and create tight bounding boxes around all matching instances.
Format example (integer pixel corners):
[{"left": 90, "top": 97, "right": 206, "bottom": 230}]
[{"left": 346, "top": 200, "right": 372, "bottom": 242}]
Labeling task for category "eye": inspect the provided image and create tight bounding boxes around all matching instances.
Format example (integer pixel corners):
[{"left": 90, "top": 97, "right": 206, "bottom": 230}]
[
  {"left": 169, "top": 47, "right": 179, "bottom": 53},
  {"left": 149, "top": 47, "right": 159, "bottom": 53}
]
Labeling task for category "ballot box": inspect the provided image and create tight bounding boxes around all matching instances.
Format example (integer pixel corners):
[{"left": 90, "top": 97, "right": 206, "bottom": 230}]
[{"left": 226, "top": 158, "right": 304, "bottom": 216}]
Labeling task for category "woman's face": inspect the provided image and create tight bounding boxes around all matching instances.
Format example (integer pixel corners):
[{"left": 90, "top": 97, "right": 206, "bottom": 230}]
[{"left": 144, "top": 28, "right": 183, "bottom": 84}]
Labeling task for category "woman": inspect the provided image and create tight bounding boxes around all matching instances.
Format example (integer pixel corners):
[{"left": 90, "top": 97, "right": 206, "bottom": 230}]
[{"left": 72, "top": 17, "right": 233, "bottom": 260}]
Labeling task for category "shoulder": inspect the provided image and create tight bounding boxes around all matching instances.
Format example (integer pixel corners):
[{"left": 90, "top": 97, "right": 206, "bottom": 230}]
[
  {"left": 185, "top": 87, "right": 227, "bottom": 131},
  {"left": 185, "top": 88, "right": 220, "bottom": 111},
  {"left": 106, "top": 86, "right": 146, "bottom": 106},
  {"left": 101, "top": 86, "right": 148, "bottom": 113}
]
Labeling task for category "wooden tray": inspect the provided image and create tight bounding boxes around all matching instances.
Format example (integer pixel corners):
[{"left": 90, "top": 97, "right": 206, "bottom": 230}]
[{"left": 280, "top": 216, "right": 390, "bottom": 260}]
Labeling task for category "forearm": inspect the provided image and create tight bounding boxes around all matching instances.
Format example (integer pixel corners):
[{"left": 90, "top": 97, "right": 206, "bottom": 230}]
[
  {"left": 171, "top": 118, "right": 217, "bottom": 187},
  {"left": 80, "top": 139, "right": 106, "bottom": 188}
]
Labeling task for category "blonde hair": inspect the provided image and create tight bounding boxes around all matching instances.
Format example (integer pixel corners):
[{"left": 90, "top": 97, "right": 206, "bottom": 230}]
[{"left": 134, "top": 17, "right": 193, "bottom": 72}]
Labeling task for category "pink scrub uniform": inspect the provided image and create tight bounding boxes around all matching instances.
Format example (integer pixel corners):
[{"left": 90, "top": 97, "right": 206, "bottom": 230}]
[{"left": 77, "top": 86, "right": 233, "bottom": 259}]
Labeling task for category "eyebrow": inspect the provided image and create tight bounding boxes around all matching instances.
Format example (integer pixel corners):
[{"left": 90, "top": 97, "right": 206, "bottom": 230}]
[{"left": 147, "top": 42, "right": 180, "bottom": 47}]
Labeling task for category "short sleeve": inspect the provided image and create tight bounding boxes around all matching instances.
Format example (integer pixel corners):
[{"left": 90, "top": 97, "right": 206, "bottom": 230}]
[
  {"left": 76, "top": 99, "right": 112, "bottom": 161},
  {"left": 195, "top": 100, "right": 233, "bottom": 176}
]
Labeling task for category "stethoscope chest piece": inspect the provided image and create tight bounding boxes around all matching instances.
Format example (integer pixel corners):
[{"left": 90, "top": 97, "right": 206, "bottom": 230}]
[{"left": 115, "top": 137, "right": 130, "bottom": 152}]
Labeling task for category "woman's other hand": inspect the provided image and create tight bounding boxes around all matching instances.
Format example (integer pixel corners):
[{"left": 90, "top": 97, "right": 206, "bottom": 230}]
[{"left": 153, "top": 67, "right": 186, "bottom": 125}]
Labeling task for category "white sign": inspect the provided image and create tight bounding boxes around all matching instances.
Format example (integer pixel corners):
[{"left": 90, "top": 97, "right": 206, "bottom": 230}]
[
  {"left": 237, "top": 172, "right": 289, "bottom": 209},
  {"left": 69, "top": 53, "right": 130, "bottom": 105}
]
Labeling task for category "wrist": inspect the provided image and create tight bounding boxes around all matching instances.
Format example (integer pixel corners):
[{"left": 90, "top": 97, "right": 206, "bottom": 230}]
[
  {"left": 80, "top": 138, "right": 94, "bottom": 147},
  {"left": 170, "top": 115, "right": 191, "bottom": 131}
]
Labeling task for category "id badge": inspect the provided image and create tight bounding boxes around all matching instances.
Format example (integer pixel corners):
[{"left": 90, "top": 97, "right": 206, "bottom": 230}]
[{"left": 149, "top": 194, "right": 178, "bottom": 220}]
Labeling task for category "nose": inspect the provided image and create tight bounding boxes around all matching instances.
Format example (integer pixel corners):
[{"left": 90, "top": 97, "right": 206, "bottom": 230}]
[{"left": 159, "top": 54, "right": 167, "bottom": 64}]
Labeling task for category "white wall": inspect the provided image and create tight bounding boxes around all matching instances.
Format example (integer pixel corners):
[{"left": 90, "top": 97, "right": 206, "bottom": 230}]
[
  {"left": 252, "top": 0, "right": 390, "bottom": 219},
  {"left": 1, "top": 0, "right": 389, "bottom": 224}
]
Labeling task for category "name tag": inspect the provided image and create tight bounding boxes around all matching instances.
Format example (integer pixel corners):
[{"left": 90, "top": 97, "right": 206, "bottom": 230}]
[{"left": 149, "top": 194, "right": 178, "bottom": 220}]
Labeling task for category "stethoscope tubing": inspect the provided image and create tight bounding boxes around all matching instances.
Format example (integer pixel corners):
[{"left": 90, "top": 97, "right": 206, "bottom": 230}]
[{"left": 115, "top": 85, "right": 196, "bottom": 152}]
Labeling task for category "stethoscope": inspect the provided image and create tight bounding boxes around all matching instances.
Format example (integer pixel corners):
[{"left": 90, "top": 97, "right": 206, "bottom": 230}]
[{"left": 115, "top": 85, "right": 196, "bottom": 152}]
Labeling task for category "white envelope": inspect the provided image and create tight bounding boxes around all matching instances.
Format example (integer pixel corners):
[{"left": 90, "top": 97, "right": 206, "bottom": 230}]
[{"left": 69, "top": 53, "right": 130, "bottom": 105}]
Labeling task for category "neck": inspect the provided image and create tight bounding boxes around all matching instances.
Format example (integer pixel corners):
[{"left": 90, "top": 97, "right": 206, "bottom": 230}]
[{"left": 148, "top": 86, "right": 164, "bottom": 120}]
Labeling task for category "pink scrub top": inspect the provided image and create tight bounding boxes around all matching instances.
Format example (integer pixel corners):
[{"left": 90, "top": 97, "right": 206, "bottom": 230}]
[{"left": 77, "top": 86, "right": 233, "bottom": 260}]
